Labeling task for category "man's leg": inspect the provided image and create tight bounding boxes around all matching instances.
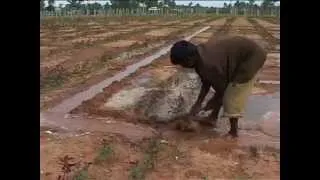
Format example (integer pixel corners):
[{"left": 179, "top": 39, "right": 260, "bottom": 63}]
[
  {"left": 222, "top": 76, "right": 257, "bottom": 138},
  {"left": 229, "top": 118, "right": 239, "bottom": 137}
]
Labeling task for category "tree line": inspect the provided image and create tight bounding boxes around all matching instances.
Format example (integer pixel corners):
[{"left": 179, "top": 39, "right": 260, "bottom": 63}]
[
  {"left": 40, "top": 0, "right": 279, "bottom": 13},
  {"left": 40, "top": 0, "right": 176, "bottom": 11}
]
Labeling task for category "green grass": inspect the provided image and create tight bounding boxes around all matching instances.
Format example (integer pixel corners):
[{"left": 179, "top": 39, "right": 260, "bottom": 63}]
[
  {"left": 73, "top": 169, "right": 89, "bottom": 180},
  {"left": 203, "top": 176, "right": 209, "bottom": 180},
  {"left": 94, "top": 144, "right": 114, "bottom": 164},
  {"left": 129, "top": 139, "right": 162, "bottom": 180}
]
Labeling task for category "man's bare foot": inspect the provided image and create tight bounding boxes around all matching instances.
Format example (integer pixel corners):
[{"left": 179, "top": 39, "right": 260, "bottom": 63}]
[
  {"left": 198, "top": 119, "right": 216, "bottom": 127},
  {"left": 196, "top": 117, "right": 217, "bottom": 127},
  {"left": 222, "top": 131, "right": 238, "bottom": 140}
]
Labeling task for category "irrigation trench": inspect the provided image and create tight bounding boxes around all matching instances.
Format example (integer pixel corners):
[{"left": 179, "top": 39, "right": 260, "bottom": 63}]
[{"left": 40, "top": 17, "right": 280, "bottom": 144}]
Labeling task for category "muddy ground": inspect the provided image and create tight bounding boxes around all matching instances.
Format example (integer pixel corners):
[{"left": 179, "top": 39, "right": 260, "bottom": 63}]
[
  {"left": 40, "top": 16, "right": 219, "bottom": 110},
  {"left": 40, "top": 17, "right": 280, "bottom": 180}
]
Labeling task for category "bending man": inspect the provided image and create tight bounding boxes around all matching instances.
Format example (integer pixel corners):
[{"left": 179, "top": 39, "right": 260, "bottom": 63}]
[{"left": 170, "top": 36, "right": 267, "bottom": 138}]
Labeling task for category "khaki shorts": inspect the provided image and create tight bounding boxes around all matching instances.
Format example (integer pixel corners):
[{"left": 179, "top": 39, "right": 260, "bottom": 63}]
[{"left": 222, "top": 76, "right": 258, "bottom": 118}]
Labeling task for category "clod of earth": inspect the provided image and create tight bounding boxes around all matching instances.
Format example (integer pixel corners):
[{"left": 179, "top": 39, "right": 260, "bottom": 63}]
[{"left": 174, "top": 119, "right": 201, "bottom": 133}]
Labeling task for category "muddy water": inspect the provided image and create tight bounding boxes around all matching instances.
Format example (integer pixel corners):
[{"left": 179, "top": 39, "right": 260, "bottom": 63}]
[{"left": 46, "top": 26, "right": 211, "bottom": 115}]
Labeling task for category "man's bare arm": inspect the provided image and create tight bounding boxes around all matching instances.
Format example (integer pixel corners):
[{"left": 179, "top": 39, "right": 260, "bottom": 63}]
[
  {"left": 202, "top": 91, "right": 223, "bottom": 111},
  {"left": 189, "top": 81, "right": 210, "bottom": 115}
]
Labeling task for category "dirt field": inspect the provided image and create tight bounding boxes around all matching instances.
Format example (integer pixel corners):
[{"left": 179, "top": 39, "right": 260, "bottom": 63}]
[
  {"left": 40, "top": 16, "right": 280, "bottom": 180},
  {"left": 40, "top": 16, "right": 216, "bottom": 110}
]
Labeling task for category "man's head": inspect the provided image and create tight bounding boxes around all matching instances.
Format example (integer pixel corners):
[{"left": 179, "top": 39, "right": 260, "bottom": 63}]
[{"left": 170, "top": 40, "right": 200, "bottom": 68}]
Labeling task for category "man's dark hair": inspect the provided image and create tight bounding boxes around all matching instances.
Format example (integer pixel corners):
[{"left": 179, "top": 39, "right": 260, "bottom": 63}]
[{"left": 170, "top": 40, "right": 199, "bottom": 65}]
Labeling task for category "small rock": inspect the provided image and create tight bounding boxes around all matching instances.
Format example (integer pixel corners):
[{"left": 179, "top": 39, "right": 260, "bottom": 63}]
[
  {"left": 64, "top": 114, "right": 70, "bottom": 119},
  {"left": 203, "top": 139, "right": 209, "bottom": 143},
  {"left": 129, "top": 160, "right": 138, "bottom": 164},
  {"left": 75, "top": 132, "right": 91, "bottom": 137},
  {"left": 104, "top": 169, "right": 112, "bottom": 173},
  {"left": 160, "top": 140, "right": 169, "bottom": 144},
  {"left": 231, "top": 162, "right": 239, "bottom": 166},
  {"left": 45, "top": 130, "right": 53, "bottom": 135},
  {"left": 60, "top": 126, "right": 68, "bottom": 130}
]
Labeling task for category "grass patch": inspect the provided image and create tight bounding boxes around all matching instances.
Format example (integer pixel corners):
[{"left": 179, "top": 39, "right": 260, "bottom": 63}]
[
  {"left": 202, "top": 176, "right": 209, "bottom": 180},
  {"left": 73, "top": 169, "right": 89, "bottom": 180},
  {"left": 94, "top": 143, "right": 114, "bottom": 164},
  {"left": 40, "top": 66, "right": 68, "bottom": 93},
  {"left": 129, "top": 139, "right": 162, "bottom": 180}
]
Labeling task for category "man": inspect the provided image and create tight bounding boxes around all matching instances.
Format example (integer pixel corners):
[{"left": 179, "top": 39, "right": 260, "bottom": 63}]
[{"left": 170, "top": 36, "right": 267, "bottom": 138}]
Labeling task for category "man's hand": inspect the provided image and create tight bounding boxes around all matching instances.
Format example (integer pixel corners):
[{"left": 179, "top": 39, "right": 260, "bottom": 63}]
[
  {"left": 202, "top": 102, "right": 213, "bottom": 111},
  {"left": 189, "top": 103, "right": 202, "bottom": 116},
  {"left": 202, "top": 92, "right": 223, "bottom": 112}
]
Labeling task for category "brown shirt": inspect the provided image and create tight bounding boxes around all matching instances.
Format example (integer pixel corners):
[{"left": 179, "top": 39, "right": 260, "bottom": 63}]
[{"left": 196, "top": 36, "right": 267, "bottom": 94}]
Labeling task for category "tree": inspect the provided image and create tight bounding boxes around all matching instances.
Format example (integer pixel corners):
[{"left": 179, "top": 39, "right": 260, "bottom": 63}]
[
  {"left": 249, "top": 0, "right": 255, "bottom": 6},
  {"left": 158, "top": 1, "right": 163, "bottom": 7},
  {"left": 143, "top": 0, "right": 158, "bottom": 8},
  {"left": 65, "top": 0, "right": 84, "bottom": 10},
  {"left": 86, "top": 3, "right": 103, "bottom": 14},
  {"left": 104, "top": 2, "right": 111, "bottom": 9},
  {"left": 164, "top": 0, "right": 175, "bottom": 8},
  {"left": 46, "top": 0, "right": 55, "bottom": 11},
  {"left": 248, "top": 0, "right": 255, "bottom": 15},
  {"left": 234, "top": 0, "right": 240, "bottom": 8},
  {"left": 238, "top": 2, "right": 247, "bottom": 9},
  {"left": 262, "top": 0, "right": 274, "bottom": 8},
  {"left": 261, "top": 0, "right": 275, "bottom": 15},
  {"left": 188, "top": 2, "right": 193, "bottom": 7},
  {"left": 129, "top": 0, "right": 139, "bottom": 8},
  {"left": 40, "top": 0, "right": 45, "bottom": 10},
  {"left": 223, "top": 2, "right": 228, "bottom": 8},
  {"left": 110, "top": 0, "right": 138, "bottom": 9}
]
